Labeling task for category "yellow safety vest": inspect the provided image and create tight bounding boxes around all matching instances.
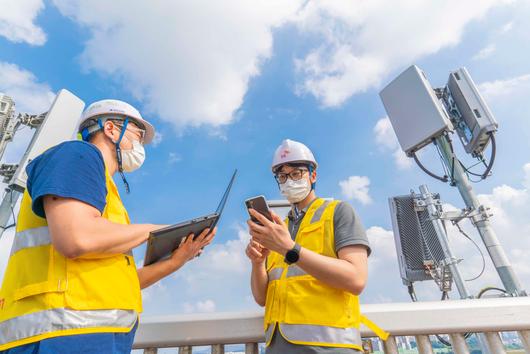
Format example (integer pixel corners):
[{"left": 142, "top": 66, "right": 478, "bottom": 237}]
[
  {"left": 0, "top": 168, "right": 142, "bottom": 351},
  {"left": 264, "top": 198, "right": 389, "bottom": 349}
]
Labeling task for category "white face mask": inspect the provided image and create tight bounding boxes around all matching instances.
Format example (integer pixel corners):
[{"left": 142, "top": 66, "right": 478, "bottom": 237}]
[
  {"left": 280, "top": 177, "right": 311, "bottom": 204},
  {"left": 120, "top": 139, "right": 145, "bottom": 172}
]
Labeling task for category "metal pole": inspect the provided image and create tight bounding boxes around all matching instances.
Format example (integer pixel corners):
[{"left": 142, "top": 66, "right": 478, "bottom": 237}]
[
  {"left": 419, "top": 184, "right": 470, "bottom": 298},
  {"left": 419, "top": 184, "right": 491, "bottom": 354},
  {"left": 449, "top": 333, "right": 470, "bottom": 354},
  {"left": 435, "top": 135, "right": 526, "bottom": 296},
  {"left": 0, "top": 188, "right": 21, "bottom": 240},
  {"left": 382, "top": 336, "right": 399, "bottom": 354},
  {"left": 415, "top": 335, "right": 434, "bottom": 354},
  {"left": 244, "top": 343, "right": 259, "bottom": 354},
  {"left": 484, "top": 332, "right": 506, "bottom": 354}
]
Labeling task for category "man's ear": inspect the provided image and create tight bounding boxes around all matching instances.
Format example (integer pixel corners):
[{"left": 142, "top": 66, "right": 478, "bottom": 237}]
[
  {"left": 310, "top": 169, "right": 317, "bottom": 183},
  {"left": 103, "top": 120, "right": 118, "bottom": 142}
]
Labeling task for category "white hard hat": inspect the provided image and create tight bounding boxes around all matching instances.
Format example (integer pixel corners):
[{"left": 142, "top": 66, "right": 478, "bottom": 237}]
[
  {"left": 78, "top": 99, "right": 155, "bottom": 144},
  {"left": 272, "top": 139, "right": 318, "bottom": 172}
]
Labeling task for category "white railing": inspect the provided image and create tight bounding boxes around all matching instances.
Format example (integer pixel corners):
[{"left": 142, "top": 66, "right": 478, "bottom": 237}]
[{"left": 133, "top": 297, "right": 530, "bottom": 354}]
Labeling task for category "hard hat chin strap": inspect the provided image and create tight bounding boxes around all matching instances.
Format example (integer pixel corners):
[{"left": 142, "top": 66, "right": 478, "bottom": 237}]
[
  {"left": 80, "top": 117, "right": 132, "bottom": 194},
  {"left": 309, "top": 165, "right": 316, "bottom": 190},
  {"left": 114, "top": 118, "right": 131, "bottom": 194}
]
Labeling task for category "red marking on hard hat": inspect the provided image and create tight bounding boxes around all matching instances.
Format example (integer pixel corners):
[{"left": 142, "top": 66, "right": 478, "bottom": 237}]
[
  {"left": 0, "top": 298, "right": 4, "bottom": 310},
  {"left": 281, "top": 149, "right": 290, "bottom": 159}
]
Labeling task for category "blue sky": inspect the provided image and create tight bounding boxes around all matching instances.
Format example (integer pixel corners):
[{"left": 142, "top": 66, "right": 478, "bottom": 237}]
[{"left": 1, "top": 0, "right": 530, "bottom": 317}]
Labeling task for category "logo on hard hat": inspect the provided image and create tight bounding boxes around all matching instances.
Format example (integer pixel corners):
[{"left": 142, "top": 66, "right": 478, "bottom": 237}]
[{"left": 281, "top": 150, "right": 290, "bottom": 159}]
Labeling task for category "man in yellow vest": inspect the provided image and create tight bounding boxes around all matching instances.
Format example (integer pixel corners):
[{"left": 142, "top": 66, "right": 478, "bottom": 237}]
[
  {"left": 0, "top": 99, "right": 215, "bottom": 353},
  {"left": 246, "top": 139, "right": 388, "bottom": 353}
]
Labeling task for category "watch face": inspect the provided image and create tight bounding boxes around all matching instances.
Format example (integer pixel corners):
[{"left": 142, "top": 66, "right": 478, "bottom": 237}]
[{"left": 285, "top": 249, "right": 299, "bottom": 264}]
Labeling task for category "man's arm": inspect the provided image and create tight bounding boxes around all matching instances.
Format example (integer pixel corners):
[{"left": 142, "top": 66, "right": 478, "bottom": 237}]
[
  {"left": 137, "top": 229, "right": 215, "bottom": 289},
  {"left": 296, "top": 245, "right": 367, "bottom": 295},
  {"left": 248, "top": 209, "right": 368, "bottom": 295},
  {"left": 44, "top": 195, "right": 159, "bottom": 258},
  {"left": 245, "top": 240, "right": 269, "bottom": 306}
]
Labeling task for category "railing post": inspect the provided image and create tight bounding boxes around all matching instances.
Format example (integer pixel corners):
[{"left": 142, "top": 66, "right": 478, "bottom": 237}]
[
  {"left": 449, "top": 333, "right": 470, "bottom": 354},
  {"left": 383, "top": 336, "right": 398, "bottom": 354},
  {"left": 211, "top": 344, "right": 224, "bottom": 354},
  {"left": 143, "top": 349, "right": 158, "bottom": 354},
  {"left": 484, "top": 332, "right": 506, "bottom": 354},
  {"left": 178, "top": 346, "right": 192, "bottom": 354},
  {"left": 245, "top": 343, "right": 259, "bottom": 354},
  {"left": 415, "top": 335, "right": 434, "bottom": 354}
]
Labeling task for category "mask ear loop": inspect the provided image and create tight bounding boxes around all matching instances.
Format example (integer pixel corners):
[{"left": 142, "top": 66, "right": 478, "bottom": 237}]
[
  {"left": 308, "top": 165, "right": 316, "bottom": 190},
  {"left": 115, "top": 118, "right": 131, "bottom": 194}
]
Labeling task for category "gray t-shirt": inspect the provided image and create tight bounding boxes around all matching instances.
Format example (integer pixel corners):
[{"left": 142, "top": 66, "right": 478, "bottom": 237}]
[
  {"left": 287, "top": 199, "right": 371, "bottom": 256},
  {"left": 266, "top": 199, "right": 369, "bottom": 354}
]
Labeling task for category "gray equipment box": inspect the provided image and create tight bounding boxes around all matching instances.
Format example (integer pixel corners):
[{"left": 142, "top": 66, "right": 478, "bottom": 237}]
[
  {"left": 389, "top": 194, "right": 448, "bottom": 286},
  {"left": 380, "top": 65, "right": 453, "bottom": 156},
  {"left": 9, "top": 89, "right": 85, "bottom": 191},
  {"left": 446, "top": 67, "right": 498, "bottom": 155}
]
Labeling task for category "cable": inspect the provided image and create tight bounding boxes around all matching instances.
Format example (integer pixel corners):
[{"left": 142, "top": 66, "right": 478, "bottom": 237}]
[
  {"left": 459, "top": 159, "right": 484, "bottom": 177},
  {"left": 454, "top": 222, "right": 485, "bottom": 281},
  {"left": 477, "top": 286, "right": 507, "bottom": 298},
  {"left": 458, "top": 133, "right": 496, "bottom": 181},
  {"left": 480, "top": 133, "right": 496, "bottom": 180},
  {"left": 413, "top": 151, "right": 448, "bottom": 183}
]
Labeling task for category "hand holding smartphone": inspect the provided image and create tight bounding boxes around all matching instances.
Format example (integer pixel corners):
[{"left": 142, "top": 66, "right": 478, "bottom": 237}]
[{"left": 245, "top": 195, "right": 273, "bottom": 225}]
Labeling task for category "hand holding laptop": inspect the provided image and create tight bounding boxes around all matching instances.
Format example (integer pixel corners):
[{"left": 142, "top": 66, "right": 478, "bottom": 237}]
[{"left": 171, "top": 227, "right": 216, "bottom": 263}]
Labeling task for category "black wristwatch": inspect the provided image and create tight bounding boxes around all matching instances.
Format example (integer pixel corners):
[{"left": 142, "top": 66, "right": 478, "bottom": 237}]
[{"left": 284, "top": 243, "right": 301, "bottom": 265}]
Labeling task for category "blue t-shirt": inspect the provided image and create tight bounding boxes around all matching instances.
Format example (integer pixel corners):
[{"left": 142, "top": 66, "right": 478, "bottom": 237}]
[
  {"left": 26, "top": 140, "right": 107, "bottom": 217},
  {"left": 3, "top": 141, "right": 137, "bottom": 353}
]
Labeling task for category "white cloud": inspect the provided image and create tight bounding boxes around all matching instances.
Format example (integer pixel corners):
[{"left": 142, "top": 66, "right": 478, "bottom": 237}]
[
  {"left": 478, "top": 73, "right": 530, "bottom": 100},
  {"left": 168, "top": 152, "right": 181, "bottom": 164},
  {"left": 373, "top": 117, "right": 412, "bottom": 169},
  {"left": 0, "top": 62, "right": 55, "bottom": 163},
  {"left": 52, "top": 0, "right": 304, "bottom": 131},
  {"left": 499, "top": 21, "right": 514, "bottom": 34},
  {"left": 141, "top": 280, "right": 167, "bottom": 304},
  {"left": 0, "top": 62, "right": 55, "bottom": 113},
  {"left": 472, "top": 43, "right": 496, "bottom": 60},
  {"left": 0, "top": 0, "right": 46, "bottom": 45},
  {"left": 183, "top": 299, "right": 216, "bottom": 314},
  {"left": 151, "top": 132, "right": 163, "bottom": 147},
  {"left": 339, "top": 175, "right": 373, "bottom": 205},
  {"left": 293, "top": 0, "right": 510, "bottom": 107}
]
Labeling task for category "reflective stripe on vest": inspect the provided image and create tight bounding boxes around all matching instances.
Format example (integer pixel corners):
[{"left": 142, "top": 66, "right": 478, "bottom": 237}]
[
  {"left": 0, "top": 308, "right": 137, "bottom": 345},
  {"left": 310, "top": 200, "right": 330, "bottom": 223},
  {"left": 264, "top": 323, "right": 362, "bottom": 347},
  {"left": 268, "top": 267, "right": 283, "bottom": 281},
  {"left": 286, "top": 264, "right": 306, "bottom": 278},
  {"left": 10, "top": 227, "right": 50, "bottom": 256}
]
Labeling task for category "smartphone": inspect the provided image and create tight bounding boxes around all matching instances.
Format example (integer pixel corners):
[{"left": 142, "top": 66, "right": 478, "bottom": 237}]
[{"left": 245, "top": 195, "right": 273, "bottom": 225}]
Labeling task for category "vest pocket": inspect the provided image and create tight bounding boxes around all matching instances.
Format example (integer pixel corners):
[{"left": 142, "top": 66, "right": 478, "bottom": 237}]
[
  {"left": 12, "top": 246, "right": 67, "bottom": 301},
  {"left": 296, "top": 221, "right": 324, "bottom": 253},
  {"left": 284, "top": 278, "right": 354, "bottom": 327}
]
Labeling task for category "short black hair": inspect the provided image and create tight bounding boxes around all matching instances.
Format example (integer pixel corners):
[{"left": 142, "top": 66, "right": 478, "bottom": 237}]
[{"left": 273, "top": 162, "right": 311, "bottom": 174}]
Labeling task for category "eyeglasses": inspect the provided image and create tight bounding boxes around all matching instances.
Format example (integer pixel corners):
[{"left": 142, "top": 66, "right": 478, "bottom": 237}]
[
  {"left": 114, "top": 121, "right": 146, "bottom": 144},
  {"left": 274, "top": 168, "right": 308, "bottom": 184}
]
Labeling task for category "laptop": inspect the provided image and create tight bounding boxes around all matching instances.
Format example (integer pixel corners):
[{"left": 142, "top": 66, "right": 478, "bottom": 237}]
[{"left": 143, "top": 169, "right": 237, "bottom": 266}]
